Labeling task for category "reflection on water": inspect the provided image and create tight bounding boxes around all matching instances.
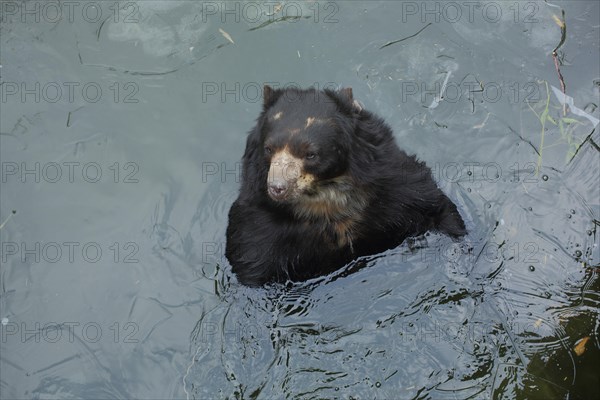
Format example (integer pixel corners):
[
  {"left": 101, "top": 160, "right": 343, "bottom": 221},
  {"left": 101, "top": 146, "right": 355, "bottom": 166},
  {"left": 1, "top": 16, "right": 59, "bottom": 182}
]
[{"left": 1, "top": 1, "right": 598, "bottom": 399}]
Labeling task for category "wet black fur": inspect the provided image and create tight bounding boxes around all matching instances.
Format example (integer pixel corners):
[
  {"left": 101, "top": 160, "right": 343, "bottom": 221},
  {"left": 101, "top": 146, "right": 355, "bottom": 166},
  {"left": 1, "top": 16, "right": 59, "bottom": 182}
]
[{"left": 226, "top": 87, "right": 466, "bottom": 286}]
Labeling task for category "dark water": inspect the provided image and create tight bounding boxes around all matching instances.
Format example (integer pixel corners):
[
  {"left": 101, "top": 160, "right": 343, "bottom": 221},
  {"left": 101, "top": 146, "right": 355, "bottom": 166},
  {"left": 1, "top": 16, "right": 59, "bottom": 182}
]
[{"left": 1, "top": 1, "right": 599, "bottom": 399}]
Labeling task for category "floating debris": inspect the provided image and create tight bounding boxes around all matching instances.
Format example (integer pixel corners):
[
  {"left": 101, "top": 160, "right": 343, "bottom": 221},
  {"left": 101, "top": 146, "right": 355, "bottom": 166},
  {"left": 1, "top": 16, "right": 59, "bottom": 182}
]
[
  {"left": 0, "top": 210, "right": 16, "bottom": 230},
  {"left": 248, "top": 15, "right": 306, "bottom": 31},
  {"left": 551, "top": 10, "right": 567, "bottom": 115},
  {"left": 266, "top": 3, "right": 283, "bottom": 16},
  {"left": 380, "top": 23, "right": 432, "bottom": 50},
  {"left": 219, "top": 28, "right": 235, "bottom": 44},
  {"left": 429, "top": 70, "right": 452, "bottom": 109},
  {"left": 573, "top": 336, "right": 590, "bottom": 356}
]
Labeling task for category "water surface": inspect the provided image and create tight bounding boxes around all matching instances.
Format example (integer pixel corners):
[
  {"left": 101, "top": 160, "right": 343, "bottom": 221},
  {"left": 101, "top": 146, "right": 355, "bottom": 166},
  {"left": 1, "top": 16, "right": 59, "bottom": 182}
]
[{"left": 1, "top": 1, "right": 599, "bottom": 398}]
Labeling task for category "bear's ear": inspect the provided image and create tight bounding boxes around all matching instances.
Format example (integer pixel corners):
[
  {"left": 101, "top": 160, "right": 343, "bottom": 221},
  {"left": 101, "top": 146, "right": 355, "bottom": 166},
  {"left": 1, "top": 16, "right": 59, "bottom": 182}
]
[
  {"left": 339, "top": 87, "right": 363, "bottom": 112},
  {"left": 263, "top": 85, "right": 274, "bottom": 106},
  {"left": 340, "top": 87, "right": 353, "bottom": 101},
  {"left": 262, "top": 85, "right": 283, "bottom": 109}
]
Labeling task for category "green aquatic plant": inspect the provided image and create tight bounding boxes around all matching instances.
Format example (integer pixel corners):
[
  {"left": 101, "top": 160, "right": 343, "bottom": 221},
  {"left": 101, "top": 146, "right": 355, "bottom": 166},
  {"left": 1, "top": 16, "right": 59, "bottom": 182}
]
[{"left": 527, "top": 81, "right": 587, "bottom": 172}]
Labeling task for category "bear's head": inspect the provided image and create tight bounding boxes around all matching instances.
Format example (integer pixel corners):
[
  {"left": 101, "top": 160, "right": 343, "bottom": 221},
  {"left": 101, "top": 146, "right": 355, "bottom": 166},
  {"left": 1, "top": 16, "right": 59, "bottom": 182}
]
[{"left": 247, "top": 85, "right": 369, "bottom": 221}]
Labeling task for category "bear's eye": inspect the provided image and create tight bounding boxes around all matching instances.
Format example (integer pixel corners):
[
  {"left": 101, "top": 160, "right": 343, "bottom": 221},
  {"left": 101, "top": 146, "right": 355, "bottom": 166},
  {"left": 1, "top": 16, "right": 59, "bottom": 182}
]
[
  {"left": 305, "top": 152, "right": 317, "bottom": 160},
  {"left": 264, "top": 146, "right": 273, "bottom": 155}
]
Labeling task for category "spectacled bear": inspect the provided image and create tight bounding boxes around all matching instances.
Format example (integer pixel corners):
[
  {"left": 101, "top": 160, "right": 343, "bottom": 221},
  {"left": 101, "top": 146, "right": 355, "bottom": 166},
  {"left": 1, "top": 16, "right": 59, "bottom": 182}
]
[{"left": 226, "top": 85, "right": 466, "bottom": 287}]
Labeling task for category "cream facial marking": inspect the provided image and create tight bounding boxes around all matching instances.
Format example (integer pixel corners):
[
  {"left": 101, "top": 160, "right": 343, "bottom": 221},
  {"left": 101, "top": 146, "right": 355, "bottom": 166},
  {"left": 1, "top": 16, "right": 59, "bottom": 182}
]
[
  {"left": 296, "top": 171, "right": 315, "bottom": 191},
  {"left": 305, "top": 117, "right": 329, "bottom": 129},
  {"left": 268, "top": 148, "right": 302, "bottom": 187},
  {"left": 272, "top": 111, "right": 283, "bottom": 120},
  {"left": 267, "top": 147, "right": 302, "bottom": 200}
]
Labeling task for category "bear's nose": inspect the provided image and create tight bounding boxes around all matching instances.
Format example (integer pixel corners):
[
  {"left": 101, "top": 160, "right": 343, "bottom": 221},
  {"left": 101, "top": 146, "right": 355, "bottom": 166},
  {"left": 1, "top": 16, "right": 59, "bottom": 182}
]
[{"left": 268, "top": 181, "right": 288, "bottom": 199}]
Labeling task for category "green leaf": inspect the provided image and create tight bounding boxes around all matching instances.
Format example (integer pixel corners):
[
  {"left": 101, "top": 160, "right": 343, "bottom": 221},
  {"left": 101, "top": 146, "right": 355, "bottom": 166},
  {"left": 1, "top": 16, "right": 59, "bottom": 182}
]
[{"left": 561, "top": 118, "right": 582, "bottom": 125}]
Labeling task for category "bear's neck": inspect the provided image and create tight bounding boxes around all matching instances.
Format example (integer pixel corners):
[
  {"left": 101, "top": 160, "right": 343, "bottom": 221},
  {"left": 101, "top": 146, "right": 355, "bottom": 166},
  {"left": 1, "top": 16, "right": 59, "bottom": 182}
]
[{"left": 291, "top": 179, "right": 370, "bottom": 250}]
